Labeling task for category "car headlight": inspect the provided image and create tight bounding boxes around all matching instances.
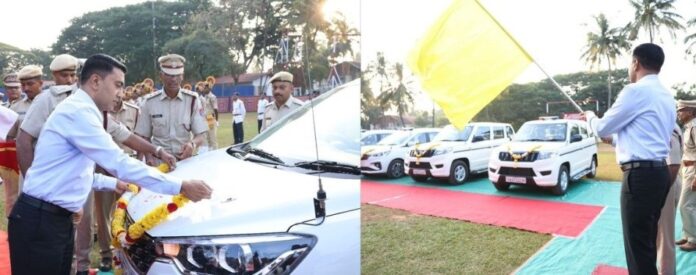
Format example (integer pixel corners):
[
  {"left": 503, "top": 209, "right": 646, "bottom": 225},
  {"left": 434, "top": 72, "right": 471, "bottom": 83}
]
[
  {"left": 156, "top": 233, "right": 316, "bottom": 274},
  {"left": 370, "top": 150, "right": 390, "bottom": 157},
  {"left": 432, "top": 147, "right": 453, "bottom": 156},
  {"left": 537, "top": 152, "right": 557, "bottom": 160}
]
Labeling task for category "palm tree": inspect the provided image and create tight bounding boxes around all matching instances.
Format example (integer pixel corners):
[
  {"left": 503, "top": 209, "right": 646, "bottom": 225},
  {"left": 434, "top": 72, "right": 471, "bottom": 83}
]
[
  {"left": 378, "top": 63, "right": 414, "bottom": 127},
  {"left": 685, "top": 17, "right": 696, "bottom": 62},
  {"left": 626, "top": 0, "right": 684, "bottom": 43},
  {"left": 582, "top": 13, "right": 631, "bottom": 109}
]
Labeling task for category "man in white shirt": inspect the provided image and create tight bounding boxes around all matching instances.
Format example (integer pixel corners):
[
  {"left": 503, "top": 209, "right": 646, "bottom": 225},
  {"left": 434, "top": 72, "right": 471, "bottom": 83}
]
[
  {"left": 232, "top": 92, "right": 246, "bottom": 144},
  {"left": 584, "top": 43, "right": 676, "bottom": 274},
  {"left": 7, "top": 54, "right": 212, "bottom": 275},
  {"left": 257, "top": 95, "right": 269, "bottom": 133}
]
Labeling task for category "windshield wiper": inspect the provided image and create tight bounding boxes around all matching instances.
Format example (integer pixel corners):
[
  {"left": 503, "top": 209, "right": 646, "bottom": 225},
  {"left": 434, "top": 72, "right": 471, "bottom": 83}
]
[
  {"left": 227, "top": 147, "right": 287, "bottom": 166},
  {"left": 294, "top": 160, "right": 361, "bottom": 175}
]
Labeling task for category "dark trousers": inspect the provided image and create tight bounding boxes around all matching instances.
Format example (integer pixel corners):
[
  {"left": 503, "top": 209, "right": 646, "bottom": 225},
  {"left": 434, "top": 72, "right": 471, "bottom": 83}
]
[
  {"left": 258, "top": 119, "right": 263, "bottom": 133},
  {"left": 233, "top": 122, "right": 244, "bottom": 144},
  {"left": 8, "top": 195, "right": 74, "bottom": 275},
  {"left": 621, "top": 166, "right": 670, "bottom": 275}
]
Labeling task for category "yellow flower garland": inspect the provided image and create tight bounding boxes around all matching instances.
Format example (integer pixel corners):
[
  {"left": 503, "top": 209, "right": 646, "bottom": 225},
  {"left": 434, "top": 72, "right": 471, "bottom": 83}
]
[
  {"left": 413, "top": 143, "right": 440, "bottom": 165},
  {"left": 507, "top": 145, "right": 542, "bottom": 168}
]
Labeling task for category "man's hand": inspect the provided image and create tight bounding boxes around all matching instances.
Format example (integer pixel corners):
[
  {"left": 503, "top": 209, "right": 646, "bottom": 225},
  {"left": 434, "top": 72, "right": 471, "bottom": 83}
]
[
  {"left": 180, "top": 180, "right": 213, "bottom": 202},
  {"left": 145, "top": 153, "right": 157, "bottom": 166},
  {"left": 72, "top": 208, "right": 83, "bottom": 225},
  {"left": 601, "top": 136, "right": 613, "bottom": 145},
  {"left": 158, "top": 150, "right": 177, "bottom": 170},
  {"left": 115, "top": 180, "right": 129, "bottom": 195},
  {"left": 178, "top": 142, "right": 195, "bottom": 160}
]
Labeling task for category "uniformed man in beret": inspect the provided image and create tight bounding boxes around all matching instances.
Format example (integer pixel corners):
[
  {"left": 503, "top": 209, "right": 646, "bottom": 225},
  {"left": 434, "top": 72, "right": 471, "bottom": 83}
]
[
  {"left": 3, "top": 73, "right": 22, "bottom": 109},
  {"left": 7, "top": 65, "right": 43, "bottom": 140},
  {"left": 260, "top": 71, "right": 304, "bottom": 132},
  {"left": 135, "top": 54, "right": 207, "bottom": 164},
  {"left": 677, "top": 100, "right": 696, "bottom": 252}
]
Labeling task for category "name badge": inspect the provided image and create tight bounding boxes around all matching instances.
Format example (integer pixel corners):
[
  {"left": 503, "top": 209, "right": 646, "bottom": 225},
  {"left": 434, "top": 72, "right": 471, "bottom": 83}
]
[{"left": 152, "top": 114, "right": 163, "bottom": 118}]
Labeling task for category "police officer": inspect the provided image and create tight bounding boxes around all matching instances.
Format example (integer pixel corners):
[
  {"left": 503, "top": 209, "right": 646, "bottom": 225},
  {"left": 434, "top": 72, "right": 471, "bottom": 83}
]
[
  {"left": 7, "top": 65, "right": 43, "bottom": 140},
  {"left": 135, "top": 54, "right": 207, "bottom": 164},
  {"left": 256, "top": 95, "right": 269, "bottom": 133},
  {"left": 260, "top": 71, "right": 304, "bottom": 132},
  {"left": 231, "top": 92, "right": 245, "bottom": 144},
  {"left": 199, "top": 79, "right": 218, "bottom": 151},
  {"left": 677, "top": 100, "right": 696, "bottom": 252},
  {"left": 4, "top": 73, "right": 23, "bottom": 109}
]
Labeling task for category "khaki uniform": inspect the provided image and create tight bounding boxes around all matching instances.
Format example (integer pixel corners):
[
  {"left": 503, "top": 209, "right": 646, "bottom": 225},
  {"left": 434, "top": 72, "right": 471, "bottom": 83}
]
[
  {"left": 201, "top": 93, "right": 218, "bottom": 149},
  {"left": 657, "top": 124, "right": 682, "bottom": 275},
  {"left": 260, "top": 96, "right": 304, "bottom": 132},
  {"left": 2, "top": 96, "right": 34, "bottom": 215},
  {"left": 7, "top": 98, "right": 22, "bottom": 110},
  {"left": 9, "top": 97, "right": 34, "bottom": 126},
  {"left": 134, "top": 89, "right": 207, "bottom": 157},
  {"left": 21, "top": 85, "right": 74, "bottom": 138},
  {"left": 680, "top": 118, "right": 696, "bottom": 244}
]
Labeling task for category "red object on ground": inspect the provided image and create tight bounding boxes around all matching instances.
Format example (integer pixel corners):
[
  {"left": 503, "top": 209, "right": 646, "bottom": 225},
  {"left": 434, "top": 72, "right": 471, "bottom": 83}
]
[
  {"left": 591, "top": 264, "right": 628, "bottom": 275},
  {"left": 362, "top": 181, "right": 603, "bottom": 237},
  {"left": 0, "top": 141, "right": 19, "bottom": 174},
  {"left": 0, "top": 231, "right": 10, "bottom": 275}
]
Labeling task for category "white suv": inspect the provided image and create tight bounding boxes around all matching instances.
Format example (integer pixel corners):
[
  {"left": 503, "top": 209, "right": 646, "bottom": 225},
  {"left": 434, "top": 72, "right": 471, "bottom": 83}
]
[
  {"left": 404, "top": 123, "right": 514, "bottom": 184},
  {"left": 361, "top": 128, "right": 441, "bottom": 178},
  {"left": 488, "top": 119, "right": 598, "bottom": 195}
]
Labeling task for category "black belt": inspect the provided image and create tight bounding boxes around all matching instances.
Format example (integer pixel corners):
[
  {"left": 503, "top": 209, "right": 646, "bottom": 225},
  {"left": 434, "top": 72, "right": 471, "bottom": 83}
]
[
  {"left": 620, "top": 160, "right": 667, "bottom": 172},
  {"left": 258, "top": 112, "right": 264, "bottom": 115},
  {"left": 18, "top": 193, "right": 73, "bottom": 217}
]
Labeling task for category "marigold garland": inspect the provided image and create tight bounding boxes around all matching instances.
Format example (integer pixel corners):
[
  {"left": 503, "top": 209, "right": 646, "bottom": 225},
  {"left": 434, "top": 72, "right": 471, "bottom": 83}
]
[
  {"left": 507, "top": 145, "right": 542, "bottom": 168},
  {"left": 413, "top": 143, "right": 440, "bottom": 165}
]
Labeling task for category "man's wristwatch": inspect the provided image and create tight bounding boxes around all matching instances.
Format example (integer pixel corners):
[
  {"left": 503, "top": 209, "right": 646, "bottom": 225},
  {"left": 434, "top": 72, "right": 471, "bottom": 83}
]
[{"left": 155, "top": 146, "right": 163, "bottom": 158}]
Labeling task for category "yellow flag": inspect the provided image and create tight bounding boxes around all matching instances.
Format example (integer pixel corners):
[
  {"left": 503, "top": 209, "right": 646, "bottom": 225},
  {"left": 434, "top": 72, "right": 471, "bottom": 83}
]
[{"left": 408, "top": 0, "right": 533, "bottom": 129}]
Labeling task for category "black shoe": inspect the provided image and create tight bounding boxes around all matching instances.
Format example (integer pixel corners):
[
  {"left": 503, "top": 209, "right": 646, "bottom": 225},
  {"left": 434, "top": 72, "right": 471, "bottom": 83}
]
[
  {"left": 75, "top": 271, "right": 89, "bottom": 275},
  {"left": 99, "top": 257, "right": 113, "bottom": 272}
]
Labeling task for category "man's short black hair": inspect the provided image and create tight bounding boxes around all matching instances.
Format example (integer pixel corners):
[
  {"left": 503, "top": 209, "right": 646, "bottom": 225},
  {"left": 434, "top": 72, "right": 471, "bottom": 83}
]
[
  {"left": 632, "top": 43, "right": 664, "bottom": 72},
  {"left": 80, "top": 54, "right": 127, "bottom": 84}
]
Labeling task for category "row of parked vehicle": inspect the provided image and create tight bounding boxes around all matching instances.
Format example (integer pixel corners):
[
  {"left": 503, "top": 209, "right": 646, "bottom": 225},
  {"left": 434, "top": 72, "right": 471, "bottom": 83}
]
[{"left": 361, "top": 118, "right": 598, "bottom": 195}]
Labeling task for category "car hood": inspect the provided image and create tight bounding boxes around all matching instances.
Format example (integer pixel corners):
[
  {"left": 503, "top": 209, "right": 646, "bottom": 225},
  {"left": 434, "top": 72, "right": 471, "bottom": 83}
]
[
  {"left": 361, "top": 144, "right": 392, "bottom": 154},
  {"left": 498, "top": 141, "right": 567, "bottom": 152},
  {"left": 126, "top": 149, "right": 360, "bottom": 237}
]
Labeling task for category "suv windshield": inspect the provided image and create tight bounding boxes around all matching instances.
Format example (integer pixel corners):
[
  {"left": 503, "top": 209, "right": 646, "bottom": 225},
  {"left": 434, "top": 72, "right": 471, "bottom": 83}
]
[
  {"left": 377, "top": 131, "right": 410, "bottom": 146},
  {"left": 243, "top": 81, "right": 360, "bottom": 166},
  {"left": 434, "top": 125, "right": 472, "bottom": 142},
  {"left": 514, "top": 123, "right": 567, "bottom": 142}
]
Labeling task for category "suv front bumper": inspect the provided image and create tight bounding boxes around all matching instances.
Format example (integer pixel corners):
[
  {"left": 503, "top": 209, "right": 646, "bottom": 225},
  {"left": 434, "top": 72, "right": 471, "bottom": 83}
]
[
  {"left": 404, "top": 155, "right": 451, "bottom": 178},
  {"left": 488, "top": 158, "right": 559, "bottom": 187}
]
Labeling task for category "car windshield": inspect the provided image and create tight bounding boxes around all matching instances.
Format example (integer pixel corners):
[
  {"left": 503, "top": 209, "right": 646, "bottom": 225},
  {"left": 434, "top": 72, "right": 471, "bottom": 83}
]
[
  {"left": 434, "top": 125, "right": 472, "bottom": 142},
  {"left": 361, "top": 132, "right": 391, "bottom": 146},
  {"left": 244, "top": 80, "right": 360, "bottom": 166},
  {"left": 514, "top": 123, "right": 567, "bottom": 142},
  {"left": 376, "top": 131, "right": 410, "bottom": 146}
]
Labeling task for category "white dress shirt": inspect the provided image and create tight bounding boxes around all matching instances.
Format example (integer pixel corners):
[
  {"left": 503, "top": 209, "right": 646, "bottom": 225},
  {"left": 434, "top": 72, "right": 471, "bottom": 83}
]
[
  {"left": 588, "top": 74, "right": 676, "bottom": 164},
  {"left": 257, "top": 98, "right": 268, "bottom": 120},
  {"left": 23, "top": 89, "right": 182, "bottom": 212},
  {"left": 232, "top": 98, "right": 246, "bottom": 123}
]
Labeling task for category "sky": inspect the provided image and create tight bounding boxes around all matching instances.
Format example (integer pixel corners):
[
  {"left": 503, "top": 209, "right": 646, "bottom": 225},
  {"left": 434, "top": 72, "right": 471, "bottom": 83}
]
[{"left": 361, "top": 0, "right": 696, "bottom": 111}]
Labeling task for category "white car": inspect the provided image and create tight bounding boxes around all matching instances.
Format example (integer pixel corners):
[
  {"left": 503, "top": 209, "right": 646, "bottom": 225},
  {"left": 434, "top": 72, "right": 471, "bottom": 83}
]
[
  {"left": 405, "top": 123, "right": 514, "bottom": 184},
  {"left": 488, "top": 119, "right": 598, "bottom": 195},
  {"left": 361, "top": 128, "right": 440, "bottom": 178},
  {"left": 115, "top": 81, "right": 360, "bottom": 275},
  {"left": 361, "top": 129, "right": 397, "bottom": 146}
]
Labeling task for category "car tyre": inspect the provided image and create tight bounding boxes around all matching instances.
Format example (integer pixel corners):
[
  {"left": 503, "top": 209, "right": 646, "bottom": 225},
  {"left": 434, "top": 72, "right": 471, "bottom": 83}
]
[
  {"left": 493, "top": 180, "right": 510, "bottom": 191},
  {"left": 552, "top": 165, "right": 570, "bottom": 196},
  {"left": 387, "top": 159, "right": 405, "bottom": 178},
  {"left": 448, "top": 160, "right": 469, "bottom": 185},
  {"left": 586, "top": 156, "right": 597, "bottom": 178}
]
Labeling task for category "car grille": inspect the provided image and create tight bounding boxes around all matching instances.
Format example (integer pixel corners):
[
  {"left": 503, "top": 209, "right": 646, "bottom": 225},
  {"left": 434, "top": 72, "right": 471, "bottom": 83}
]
[
  {"left": 499, "top": 152, "right": 538, "bottom": 162},
  {"left": 498, "top": 167, "right": 536, "bottom": 177},
  {"left": 124, "top": 214, "right": 158, "bottom": 273},
  {"left": 409, "top": 149, "right": 434, "bottom": 158},
  {"left": 409, "top": 162, "right": 432, "bottom": 169}
]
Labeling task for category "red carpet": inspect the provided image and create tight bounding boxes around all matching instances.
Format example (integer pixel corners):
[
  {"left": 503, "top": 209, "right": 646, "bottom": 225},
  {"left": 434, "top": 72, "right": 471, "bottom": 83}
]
[
  {"left": 0, "top": 231, "right": 9, "bottom": 275},
  {"left": 591, "top": 264, "right": 628, "bottom": 275},
  {"left": 362, "top": 181, "right": 603, "bottom": 237}
]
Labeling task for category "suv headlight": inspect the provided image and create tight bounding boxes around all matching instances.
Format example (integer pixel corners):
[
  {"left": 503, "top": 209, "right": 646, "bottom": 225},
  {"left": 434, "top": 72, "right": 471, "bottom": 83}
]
[
  {"left": 156, "top": 233, "right": 316, "bottom": 274},
  {"left": 432, "top": 147, "right": 453, "bottom": 156},
  {"left": 370, "top": 150, "right": 390, "bottom": 157},
  {"left": 537, "top": 152, "right": 557, "bottom": 160}
]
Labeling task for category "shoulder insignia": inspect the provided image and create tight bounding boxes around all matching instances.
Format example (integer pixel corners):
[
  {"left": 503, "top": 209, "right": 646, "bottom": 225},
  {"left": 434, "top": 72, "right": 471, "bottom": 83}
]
[
  {"left": 265, "top": 101, "right": 275, "bottom": 107},
  {"left": 144, "top": 91, "right": 163, "bottom": 100},
  {"left": 181, "top": 89, "right": 198, "bottom": 97},
  {"left": 123, "top": 101, "right": 140, "bottom": 110},
  {"left": 49, "top": 85, "right": 74, "bottom": 96}
]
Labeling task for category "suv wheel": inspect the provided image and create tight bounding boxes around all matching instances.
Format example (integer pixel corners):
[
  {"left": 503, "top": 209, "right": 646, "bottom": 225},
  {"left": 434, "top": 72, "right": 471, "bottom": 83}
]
[
  {"left": 387, "top": 159, "right": 405, "bottom": 178},
  {"left": 587, "top": 157, "right": 597, "bottom": 178},
  {"left": 411, "top": 175, "right": 429, "bottom": 182},
  {"left": 493, "top": 180, "right": 510, "bottom": 191},
  {"left": 448, "top": 160, "right": 469, "bottom": 185},
  {"left": 552, "top": 165, "right": 570, "bottom": 195}
]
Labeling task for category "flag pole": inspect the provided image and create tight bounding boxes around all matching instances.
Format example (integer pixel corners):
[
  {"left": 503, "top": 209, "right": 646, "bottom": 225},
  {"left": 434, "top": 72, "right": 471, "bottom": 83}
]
[{"left": 475, "top": 0, "right": 583, "bottom": 113}]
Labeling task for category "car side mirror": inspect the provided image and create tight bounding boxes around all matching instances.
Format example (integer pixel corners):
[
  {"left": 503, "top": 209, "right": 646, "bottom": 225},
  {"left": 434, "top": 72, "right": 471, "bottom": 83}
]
[
  {"left": 570, "top": 134, "right": 582, "bottom": 143},
  {"left": 472, "top": 136, "right": 484, "bottom": 143}
]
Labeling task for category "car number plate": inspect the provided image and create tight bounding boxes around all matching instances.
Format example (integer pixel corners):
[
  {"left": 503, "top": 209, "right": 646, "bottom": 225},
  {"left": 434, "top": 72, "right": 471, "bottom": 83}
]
[
  {"left": 412, "top": 169, "right": 426, "bottom": 175},
  {"left": 506, "top": 176, "right": 526, "bottom": 184}
]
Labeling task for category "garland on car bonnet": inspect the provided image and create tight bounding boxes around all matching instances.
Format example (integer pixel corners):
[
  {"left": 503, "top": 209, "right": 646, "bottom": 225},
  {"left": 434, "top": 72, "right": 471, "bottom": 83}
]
[
  {"left": 507, "top": 145, "right": 542, "bottom": 168},
  {"left": 413, "top": 142, "right": 441, "bottom": 165},
  {"left": 111, "top": 163, "right": 190, "bottom": 274}
]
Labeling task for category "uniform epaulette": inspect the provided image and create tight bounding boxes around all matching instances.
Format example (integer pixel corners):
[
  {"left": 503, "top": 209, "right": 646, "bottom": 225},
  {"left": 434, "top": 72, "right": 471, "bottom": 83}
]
[
  {"left": 49, "top": 84, "right": 75, "bottom": 95},
  {"left": 265, "top": 101, "right": 275, "bottom": 108},
  {"left": 181, "top": 89, "right": 198, "bottom": 97},
  {"left": 123, "top": 101, "right": 140, "bottom": 110},
  {"left": 292, "top": 97, "right": 305, "bottom": 106},
  {"left": 144, "top": 91, "right": 162, "bottom": 100}
]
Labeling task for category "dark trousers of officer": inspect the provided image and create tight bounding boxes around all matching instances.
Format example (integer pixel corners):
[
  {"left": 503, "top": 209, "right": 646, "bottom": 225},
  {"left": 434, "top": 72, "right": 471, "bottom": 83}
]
[
  {"left": 8, "top": 194, "right": 74, "bottom": 275},
  {"left": 258, "top": 119, "right": 263, "bottom": 133},
  {"left": 621, "top": 165, "right": 670, "bottom": 275},
  {"left": 233, "top": 122, "right": 244, "bottom": 144}
]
